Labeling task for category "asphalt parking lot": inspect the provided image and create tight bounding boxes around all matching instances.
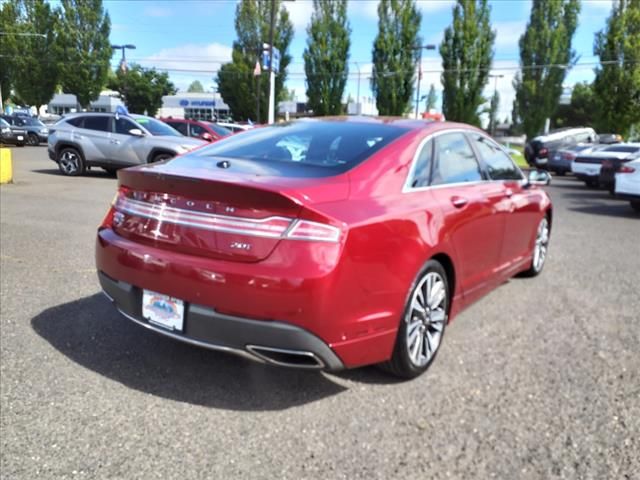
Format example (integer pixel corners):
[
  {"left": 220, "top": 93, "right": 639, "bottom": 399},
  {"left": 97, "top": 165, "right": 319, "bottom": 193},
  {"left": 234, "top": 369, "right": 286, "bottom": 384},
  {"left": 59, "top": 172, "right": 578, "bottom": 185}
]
[{"left": 1, "top": 146, "right": 639, "bottom": 479}]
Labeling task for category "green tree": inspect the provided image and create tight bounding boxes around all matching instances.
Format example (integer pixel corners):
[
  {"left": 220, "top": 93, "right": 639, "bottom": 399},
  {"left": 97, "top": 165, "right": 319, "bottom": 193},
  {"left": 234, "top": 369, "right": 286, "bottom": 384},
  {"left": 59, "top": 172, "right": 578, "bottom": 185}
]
[
  {"left": 303, "top": 0, "right": 350, "bottom": 116},
  {"left": 107, "top": 64, "right": 176, "bottom": 116},
  {"left": 0, "top": 1, "right": 20, "bottom": 108},
  {"left": 187, "top": 80, "right": 205, "bottom": 93},
  {"left": 553, "top": 82, "right": 597, "bottom": 128},
  {"left": 440, "top": 0, "right": 495, "bottom": 126},
  {"left": 593, "top": 0, "right": 640, "bottom": 136},
  {"left": 10, "top": 0, "right": 62, "bottom": 111},
  {"left": 58, "top": 0, "right": 112, "bottom": 109},
  {"left": 371, "top": 0, "right": 422, "bottom": 116},
  {"left": 513, "top": 0, "right": 580, "bottom": 139},
  {"left": 216, "top": 0, "right": 293, "bottom": 122},
  {"left": 425, "top": 83, "right": 437, "bottom": 111},
  {"left": 488, "top": 90, "right": 500, "bottom": 135}
]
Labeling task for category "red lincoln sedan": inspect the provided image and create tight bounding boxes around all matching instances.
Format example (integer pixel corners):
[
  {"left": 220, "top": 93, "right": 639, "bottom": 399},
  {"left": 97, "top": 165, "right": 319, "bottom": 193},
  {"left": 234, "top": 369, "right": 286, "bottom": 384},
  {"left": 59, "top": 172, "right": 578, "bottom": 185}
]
[{"left": 96, "top": 118, "right": 552, "bottom": 378}]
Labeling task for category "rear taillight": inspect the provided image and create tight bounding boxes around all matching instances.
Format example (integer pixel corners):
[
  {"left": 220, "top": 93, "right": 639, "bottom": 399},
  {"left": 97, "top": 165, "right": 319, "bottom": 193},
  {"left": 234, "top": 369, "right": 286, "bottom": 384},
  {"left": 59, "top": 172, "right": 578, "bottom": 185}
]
[
  {"left": 619, "top": 165, "right": 636, "bottom": 173},
  {"left": 111, "top": 190, "right": 342, "bottom": 243},
  {"left": 539, "top": 148, "right": 548, "bottom": 157},
  {"left": 285, "top": 220, "right": 341, "bottom": 243}
]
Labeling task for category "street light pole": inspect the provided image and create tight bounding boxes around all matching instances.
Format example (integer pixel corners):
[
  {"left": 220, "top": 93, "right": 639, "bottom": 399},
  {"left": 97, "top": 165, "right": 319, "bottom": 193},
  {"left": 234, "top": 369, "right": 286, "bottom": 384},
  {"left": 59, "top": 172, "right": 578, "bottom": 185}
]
[
  {"left": 111, "top": 44, "right": 136, "bottom": 72},
  {"left": 413, "top": 44, "right": 436, "bottom": 119}
]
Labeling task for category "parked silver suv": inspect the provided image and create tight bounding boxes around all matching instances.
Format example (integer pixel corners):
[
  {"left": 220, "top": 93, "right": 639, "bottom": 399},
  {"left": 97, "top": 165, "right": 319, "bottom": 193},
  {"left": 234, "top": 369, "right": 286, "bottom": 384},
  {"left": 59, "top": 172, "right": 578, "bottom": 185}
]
[{"left": 48, "top": 112, "right": 206, "bottom": 176}]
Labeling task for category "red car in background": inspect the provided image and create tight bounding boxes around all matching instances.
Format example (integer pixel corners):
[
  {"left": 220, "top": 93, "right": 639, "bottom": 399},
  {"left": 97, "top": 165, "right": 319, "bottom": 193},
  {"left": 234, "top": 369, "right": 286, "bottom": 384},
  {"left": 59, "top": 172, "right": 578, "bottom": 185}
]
[
  {"left": 96, "top": 118, "right": 552, "bottom": 378},
  {"left": 161, "top": 118, "right": 232, "bottom": 142}
]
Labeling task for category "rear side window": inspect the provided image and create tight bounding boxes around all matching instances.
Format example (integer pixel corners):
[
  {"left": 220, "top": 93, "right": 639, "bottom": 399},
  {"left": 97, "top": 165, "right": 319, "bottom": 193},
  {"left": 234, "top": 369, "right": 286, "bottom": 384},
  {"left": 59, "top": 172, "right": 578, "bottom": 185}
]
[
  {"left": 470, "top": 134, "right": 523, "bottom": 181},
  {"left": 188, "top": 121, "right": 410, "bottom": 177},
  {"left": 65, "top": 117, "right": 84, "bottom": 127},
  {"left": 407, "top": 139, "right": 433, "bottom": 188},
  {"left": 166, "top": 121, "right": 188, "bottom": 136},
  {"left": 82, "top": 116, "right": 110, "bottom": 132},
  {"left": 432, "top": 133, "right": 482, "bottom": 185}
]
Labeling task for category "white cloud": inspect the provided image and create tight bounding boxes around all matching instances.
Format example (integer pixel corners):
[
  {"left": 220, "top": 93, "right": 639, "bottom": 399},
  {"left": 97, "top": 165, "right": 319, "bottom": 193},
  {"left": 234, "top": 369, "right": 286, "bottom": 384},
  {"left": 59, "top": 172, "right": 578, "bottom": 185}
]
[
  {"left": 493, "top": 20, "right": 526, "bottom": 48},
  {"left": 141, "top": 43, "right": 234, "bottom": 92},
  {"left": 582, "top": 0, "right": 614, "bottom": 12},
  {"left": 348, "top": 0, "right": 379, "bottom": 20},
  {"left": 143, "top": 6, "right": 173, "bottom": 17},
  {"left": 417, "top": 0, "right": 455, "bottom": 14},
  {"left": 284, "top": 1, "right": 312, "bottom": 32}
]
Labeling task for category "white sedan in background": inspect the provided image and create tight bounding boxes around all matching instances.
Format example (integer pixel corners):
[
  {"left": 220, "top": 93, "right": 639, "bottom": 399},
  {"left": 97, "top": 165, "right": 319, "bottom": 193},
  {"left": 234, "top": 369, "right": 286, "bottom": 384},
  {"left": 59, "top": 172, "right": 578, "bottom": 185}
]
[{"left": 614, "top": 157, "right": 640, "bottom": 212}]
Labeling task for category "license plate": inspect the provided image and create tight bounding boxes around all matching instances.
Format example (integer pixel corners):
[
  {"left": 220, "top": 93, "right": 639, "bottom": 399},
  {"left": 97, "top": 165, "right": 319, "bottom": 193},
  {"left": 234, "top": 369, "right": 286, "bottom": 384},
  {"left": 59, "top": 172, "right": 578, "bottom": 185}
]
[
  {"left": 142, "top": 290, "right": 184, "bottom": 331},
  {"left": 17, "top": 136, "right": 23, "bottom": 141}
]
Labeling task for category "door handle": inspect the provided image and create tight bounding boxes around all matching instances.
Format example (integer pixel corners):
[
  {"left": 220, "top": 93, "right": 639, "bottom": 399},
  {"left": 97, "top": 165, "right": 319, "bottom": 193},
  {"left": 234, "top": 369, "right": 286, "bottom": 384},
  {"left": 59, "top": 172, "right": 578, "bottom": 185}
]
[
  {"left": 505, "top": 188, "right": 514, "bottom": 198},
  {"left": 451, "top": 196, "right": 468, "bottom": 208}
]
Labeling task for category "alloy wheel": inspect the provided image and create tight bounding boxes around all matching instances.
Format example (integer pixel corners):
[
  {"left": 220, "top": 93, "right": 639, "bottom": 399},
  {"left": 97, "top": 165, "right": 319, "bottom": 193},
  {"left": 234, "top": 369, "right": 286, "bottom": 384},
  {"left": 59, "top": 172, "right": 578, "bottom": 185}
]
[
  {"left": 59, "top": 150, "right": 79, "bottom": 175},
  {"left": 533, "top": 217, "right": 549, "bottom": 272},
  {"left": 405, "top": 271, "right": 447, "bottom": 367}
]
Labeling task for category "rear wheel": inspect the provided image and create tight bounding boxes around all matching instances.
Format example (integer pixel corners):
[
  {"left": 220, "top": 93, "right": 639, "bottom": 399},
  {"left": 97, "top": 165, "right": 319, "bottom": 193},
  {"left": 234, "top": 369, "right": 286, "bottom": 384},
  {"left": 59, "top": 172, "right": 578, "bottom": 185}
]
[
  {"left": 521, "top": 216, "right": 550, "bottom": 277},
  {"left": 631, "top": 201, "right": 640, "bottom": 213},
  {"left": 57, "top": 147, "right": 85, "bottom": 176},
  {"left": 103, "top": 167, "right": 117, "bottom": 176},
  {"left": 151, "top": 152, "right": 173, "bottom": 163},
  {"left": 585, "top": 178, "right": 599, "bottom": 188},
  {"left": 382, "top": 260, "right": 449, "bottom": 379}
]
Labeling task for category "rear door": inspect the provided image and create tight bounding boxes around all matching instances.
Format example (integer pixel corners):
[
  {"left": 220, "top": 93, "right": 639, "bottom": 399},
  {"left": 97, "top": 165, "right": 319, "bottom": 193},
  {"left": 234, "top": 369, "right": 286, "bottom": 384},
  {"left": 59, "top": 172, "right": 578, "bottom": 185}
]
[
  {"left": 427, "top": 131, "right": 505, "bottom": 303},
  {"left": 76, "top": 115, "right": 112, "bottom": 162}
]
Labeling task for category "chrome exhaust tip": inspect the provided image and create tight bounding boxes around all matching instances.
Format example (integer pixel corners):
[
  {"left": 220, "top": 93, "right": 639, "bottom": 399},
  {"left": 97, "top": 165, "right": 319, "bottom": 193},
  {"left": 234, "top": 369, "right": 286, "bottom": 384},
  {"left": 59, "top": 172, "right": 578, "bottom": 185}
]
[{"left": 246, "top": 345, "right": 325, "bottom": 369}]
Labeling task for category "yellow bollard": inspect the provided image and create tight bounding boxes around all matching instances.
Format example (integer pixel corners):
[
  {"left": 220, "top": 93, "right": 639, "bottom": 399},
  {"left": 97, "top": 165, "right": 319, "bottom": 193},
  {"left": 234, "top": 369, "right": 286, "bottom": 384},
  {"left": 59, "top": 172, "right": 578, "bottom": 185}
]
[{"left": 0, "top": 148, "right": 13, "bottom": 184}]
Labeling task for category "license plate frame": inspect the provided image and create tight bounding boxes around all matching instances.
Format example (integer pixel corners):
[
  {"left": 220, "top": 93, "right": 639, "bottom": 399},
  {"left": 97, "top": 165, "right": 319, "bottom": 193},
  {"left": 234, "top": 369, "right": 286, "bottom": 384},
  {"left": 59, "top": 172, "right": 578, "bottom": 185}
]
[{"left": 142, "top": 290, "right": 185, "bottom": 332}]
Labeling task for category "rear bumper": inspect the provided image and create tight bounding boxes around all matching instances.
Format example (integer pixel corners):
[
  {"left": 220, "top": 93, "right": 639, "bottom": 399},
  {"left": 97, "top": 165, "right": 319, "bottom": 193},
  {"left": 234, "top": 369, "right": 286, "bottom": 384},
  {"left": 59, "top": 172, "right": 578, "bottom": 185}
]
[{"left": 99, "top": 270, "right": 345, "bottom": 370}]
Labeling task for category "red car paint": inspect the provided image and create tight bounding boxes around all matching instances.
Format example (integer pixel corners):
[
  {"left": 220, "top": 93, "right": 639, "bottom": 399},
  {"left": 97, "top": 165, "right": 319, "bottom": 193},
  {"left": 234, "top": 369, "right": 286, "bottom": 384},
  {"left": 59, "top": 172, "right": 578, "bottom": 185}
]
[{"left": 96, "top": 118, "right": 551, "bottom": 369}]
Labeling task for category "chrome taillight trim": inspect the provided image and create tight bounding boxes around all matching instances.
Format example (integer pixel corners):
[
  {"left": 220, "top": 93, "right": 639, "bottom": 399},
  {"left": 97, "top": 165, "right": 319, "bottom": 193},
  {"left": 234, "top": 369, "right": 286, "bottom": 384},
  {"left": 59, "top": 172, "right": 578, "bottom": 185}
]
[{"left": 114, "top": 196, "right": 292, "bottom": 239}]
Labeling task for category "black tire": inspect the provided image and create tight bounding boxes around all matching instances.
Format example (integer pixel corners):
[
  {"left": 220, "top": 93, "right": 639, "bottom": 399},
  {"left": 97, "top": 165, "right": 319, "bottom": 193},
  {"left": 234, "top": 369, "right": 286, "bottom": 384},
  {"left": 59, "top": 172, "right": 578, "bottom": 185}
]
[
  {"left": 57, "top": 147, "right": 85, "bottom": 176},
  {"left": 585, "top": 178, "right": 599, "bottom": 188},
  {"left": 27, "top": 133, "right": 39, "bottom": 146},
  {"left": 381, "top": 259, "right": 449, "bottom": 379},
  {"left": 102, "top": 167, "right": 118, "bottom": 176},
  {"left": 151, "top": 152, "right": 173, "bottom": 163},
  {"left": 556, "top": 170, "right": 566, "bottom": 177},
  {"left": 631, "top": 201, "right": 640, "bottom": 213},
  {"left": 520, "top": 215, "right": 550, "bottom": 277}
]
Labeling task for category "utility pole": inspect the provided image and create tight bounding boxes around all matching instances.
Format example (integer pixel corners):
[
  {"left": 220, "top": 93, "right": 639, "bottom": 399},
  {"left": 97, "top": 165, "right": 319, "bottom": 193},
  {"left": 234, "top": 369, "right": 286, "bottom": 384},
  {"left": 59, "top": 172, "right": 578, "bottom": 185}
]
[
  {"left": 354, "top": 61, "right": 361, "bottom": 115},
  {"left": 488, "top": 74, "right": 504, "bottom": 136},
  {"left": 267, "top": 0, "right": 276, "bottom": 124},
  {"left": 412, "top": 44, "right": 436, "bottom": 119}
]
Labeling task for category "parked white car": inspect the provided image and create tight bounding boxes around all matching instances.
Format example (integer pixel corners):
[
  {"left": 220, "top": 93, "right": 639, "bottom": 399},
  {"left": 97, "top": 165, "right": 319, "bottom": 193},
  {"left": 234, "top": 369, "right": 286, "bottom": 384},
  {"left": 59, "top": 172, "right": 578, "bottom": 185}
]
[
  {"left": 571, "top": 144, "right": 640, "bottom": 187},
  {"left": 614, "top": 157, "right": 640, "bottom": 212}
]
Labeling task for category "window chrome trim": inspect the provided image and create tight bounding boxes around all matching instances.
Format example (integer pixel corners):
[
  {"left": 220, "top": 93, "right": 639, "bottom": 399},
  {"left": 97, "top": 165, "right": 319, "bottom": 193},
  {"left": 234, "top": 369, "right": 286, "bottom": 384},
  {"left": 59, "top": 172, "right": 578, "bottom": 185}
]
[{"left": 402, "top": 128, "right": 524, "bottom": 193}]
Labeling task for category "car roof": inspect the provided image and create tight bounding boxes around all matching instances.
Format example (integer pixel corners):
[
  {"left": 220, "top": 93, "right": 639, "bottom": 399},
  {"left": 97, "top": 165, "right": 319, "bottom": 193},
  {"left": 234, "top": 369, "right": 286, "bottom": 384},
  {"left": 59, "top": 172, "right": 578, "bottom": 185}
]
[{"left": 279, "top": 116, "right": 479, "bottom": 134}]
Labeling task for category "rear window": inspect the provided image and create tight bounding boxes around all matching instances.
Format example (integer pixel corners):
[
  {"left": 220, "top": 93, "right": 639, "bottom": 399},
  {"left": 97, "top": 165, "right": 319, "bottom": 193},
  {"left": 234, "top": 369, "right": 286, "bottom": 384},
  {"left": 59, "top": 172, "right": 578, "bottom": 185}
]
[{"left": 186, "top": 121, "right": 410, "bottom": 177}]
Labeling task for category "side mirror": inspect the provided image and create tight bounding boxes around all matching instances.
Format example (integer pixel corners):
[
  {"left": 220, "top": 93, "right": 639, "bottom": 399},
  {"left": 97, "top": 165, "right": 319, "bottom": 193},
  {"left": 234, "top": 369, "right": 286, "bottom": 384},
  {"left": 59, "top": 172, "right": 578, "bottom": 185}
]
[
  {"left": 201, "top": 132, "right": 213, "bottom": 142},
  {"left": 129, "top": 128, "right": 145, "bottom": 137},
  {"left": 526, "top": 169, "right": 552, "bottom": 186}
]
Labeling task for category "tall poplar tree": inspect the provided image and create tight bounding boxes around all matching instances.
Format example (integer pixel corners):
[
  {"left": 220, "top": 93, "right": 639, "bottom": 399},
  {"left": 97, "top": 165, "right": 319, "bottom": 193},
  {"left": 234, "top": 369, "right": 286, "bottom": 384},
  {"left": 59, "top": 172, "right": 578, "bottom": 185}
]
[
  {"left": 371, "top": 0, "right": 422, "bottom": 116},
  {"left": 0, "top": 1, "right": 20, "bottom": 107},
  {"left": 216, "top": 0, "right": 293, "bottom": 122},
  {"left": 593, "top": 0, "right": 640, "bottom": 136},
  {"left": 512, "top": 0, "right": 580, "bottom": 139},
  {"left": 58, "top": 0, "right": 112, "bottom": 109},
  {"left": 303, "top": 0, "right": 350, "bottom": 116},
  {"left": 439, "top": 0, "right": 495, "bottom": 126}
]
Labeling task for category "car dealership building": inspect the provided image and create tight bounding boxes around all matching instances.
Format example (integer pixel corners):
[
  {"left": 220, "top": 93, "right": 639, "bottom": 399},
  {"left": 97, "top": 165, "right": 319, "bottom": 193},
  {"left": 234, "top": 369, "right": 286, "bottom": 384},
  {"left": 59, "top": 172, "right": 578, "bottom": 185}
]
[{"left": 157, "top": 93, "right": 231, "bottom": 121}]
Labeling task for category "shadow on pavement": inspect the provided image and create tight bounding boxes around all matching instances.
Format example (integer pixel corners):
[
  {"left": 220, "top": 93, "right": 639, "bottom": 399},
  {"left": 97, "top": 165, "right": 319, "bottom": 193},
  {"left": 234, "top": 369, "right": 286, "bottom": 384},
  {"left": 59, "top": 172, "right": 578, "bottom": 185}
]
[
  {"left": 568, "top": 203, "right": 639, "bottom": 219},
  {"left": 31, "top": 168, "right": 116, "bottom": 178},
  {"left": 32, "top": 293, "right": 348, "bottom": 411}
]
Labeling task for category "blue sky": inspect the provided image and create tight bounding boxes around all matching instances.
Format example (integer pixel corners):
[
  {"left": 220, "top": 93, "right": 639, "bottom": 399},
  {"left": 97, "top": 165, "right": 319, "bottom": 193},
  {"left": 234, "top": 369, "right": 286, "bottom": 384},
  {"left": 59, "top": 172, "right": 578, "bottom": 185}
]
[{"left": 106, "top": 0, "right": 615, "bottom": 119}]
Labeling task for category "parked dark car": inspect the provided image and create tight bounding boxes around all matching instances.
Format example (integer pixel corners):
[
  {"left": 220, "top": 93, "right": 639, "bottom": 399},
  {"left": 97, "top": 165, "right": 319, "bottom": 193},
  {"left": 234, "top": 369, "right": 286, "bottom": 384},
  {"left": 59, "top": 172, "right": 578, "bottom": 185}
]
[
  {"left": 0, "top": 118, "right": 26, "bottom": 146},
  {"left": 0, "top": 115, "right": 49, "bottom": 145},
  {"left": 548, "top": 144, "right": 602, "bottom": 175},
  {"left": 161, "top": 118, "right": 232, "bottom": 142},
  {"left": 599, "top": 146, "right": 640, "bottom": 193},
  {"left": 525, "top": 127, "right": 597, "bottom": 169}
]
